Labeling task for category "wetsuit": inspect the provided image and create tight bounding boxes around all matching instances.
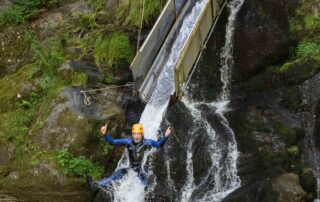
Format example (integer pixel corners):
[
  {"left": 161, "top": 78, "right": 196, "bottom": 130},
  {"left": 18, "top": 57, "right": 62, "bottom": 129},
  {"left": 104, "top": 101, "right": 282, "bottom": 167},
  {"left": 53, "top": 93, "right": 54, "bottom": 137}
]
[{"left": 98, "top": 134, "right": 168, "bottom": 187}]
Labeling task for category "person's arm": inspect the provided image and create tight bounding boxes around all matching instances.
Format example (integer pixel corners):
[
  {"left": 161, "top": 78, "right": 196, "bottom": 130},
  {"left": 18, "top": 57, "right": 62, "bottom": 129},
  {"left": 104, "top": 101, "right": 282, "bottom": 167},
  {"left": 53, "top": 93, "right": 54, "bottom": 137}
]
[
  {"left": 104, "top": 134, "right": 131, "bottom": 146},
  {"left": 144, "top": 127, "right": 172, "bottom": 148},
  {"left": 145, "top": 136, "right": 168, "bottom": 148},
  {"left": 100, "top": 124, "right": 130, "bottom": 146}
]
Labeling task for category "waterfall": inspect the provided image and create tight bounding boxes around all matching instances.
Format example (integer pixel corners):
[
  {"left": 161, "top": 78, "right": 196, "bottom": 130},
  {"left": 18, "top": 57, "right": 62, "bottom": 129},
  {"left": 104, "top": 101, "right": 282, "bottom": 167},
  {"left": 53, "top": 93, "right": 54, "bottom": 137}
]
[
  {"left": 112, "top": 1, "right": 207, "bottom": 201},
  {"left": 180, "top": 0, "right": 244, "bottom": 201},
  {"left": 219, "top": 0, "right": 245, "bottom": 101}
]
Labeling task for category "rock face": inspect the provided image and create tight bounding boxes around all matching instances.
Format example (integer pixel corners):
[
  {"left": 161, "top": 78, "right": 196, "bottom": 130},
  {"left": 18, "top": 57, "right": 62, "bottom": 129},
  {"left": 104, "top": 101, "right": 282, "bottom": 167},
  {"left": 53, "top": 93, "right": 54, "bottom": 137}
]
[
  {"left": 233, "top": 0, "right": 298, "bottom": 81},
  {"left": 32, "top": 86, "right": 129, "bottom": 153},
  {"left": 220, "top": 0, "right": 320, "bottom": 200}
]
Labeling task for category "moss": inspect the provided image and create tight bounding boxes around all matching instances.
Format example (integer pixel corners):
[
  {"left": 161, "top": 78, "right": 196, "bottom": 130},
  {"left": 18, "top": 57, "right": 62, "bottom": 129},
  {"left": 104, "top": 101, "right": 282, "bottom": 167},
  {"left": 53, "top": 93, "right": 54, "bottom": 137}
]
[
  {"left": 0, "top": 64, "right": 38, "bottom": 113},
  {"left": 273, "top": 122, "right": 298, "bottom": 145},
  {"left": 296, "top": 37, "right": 320, "bottom": 57},
  {"left": 71, "top": 72, "right": 88, "bottom": 86},
  {"left": 278, "top": 56, "right": 320, "bottom": 85},
  {"left": 287, "top": 145, "right": 299, "bottom": 156},
  {"left": 94, "top": 32, "right": 133, "bottom": 67},
  {"left": 289, "top": 1, "right": 320, "bottom": 35},
  {"left": 237, "top": 66, "right": 280, "bottom": 93}
]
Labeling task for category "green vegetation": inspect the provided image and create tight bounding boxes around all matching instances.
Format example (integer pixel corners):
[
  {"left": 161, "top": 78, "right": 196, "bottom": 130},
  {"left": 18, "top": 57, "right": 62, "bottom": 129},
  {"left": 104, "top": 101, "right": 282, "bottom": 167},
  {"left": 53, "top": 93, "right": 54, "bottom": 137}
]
[
  {"left": 87, "top": 0, "right": 107, "bottom": 12},
  {"left": 73, "top": 12, "right": 100, "bottom": 30},
  {"left": 57, "top": 149, "right": 103, "bottom": 179},
  {"left": 287, "top": 145, "right": 299, "bottom": 156},
  {"left": 105, "top": 74, "right": 114, "bottom": 84},
  {"left": 116, "top": 0, "right": 165, "bottom": 27},
  {"left": 296, "top": 37, "right": 320, "bottom": 57},
  {"left": 71, "top": 72, "right": 88, "bottom": 86},
  {"left": 0, "top": 0, "right": 58, "bottom": 28},
  {"left": 289, "top": 1, "right": 320, "bottom": 34},
  {"left": 94, "top": 32, "right": 133, "bottom": 66}
]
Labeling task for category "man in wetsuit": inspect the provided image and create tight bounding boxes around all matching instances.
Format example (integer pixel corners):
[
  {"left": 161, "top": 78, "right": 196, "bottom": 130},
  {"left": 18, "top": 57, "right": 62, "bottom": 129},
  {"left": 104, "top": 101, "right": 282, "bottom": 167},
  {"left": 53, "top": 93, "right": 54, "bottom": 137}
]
[{"left": 87, "top": 123, "right": 171, "bottom": 190}]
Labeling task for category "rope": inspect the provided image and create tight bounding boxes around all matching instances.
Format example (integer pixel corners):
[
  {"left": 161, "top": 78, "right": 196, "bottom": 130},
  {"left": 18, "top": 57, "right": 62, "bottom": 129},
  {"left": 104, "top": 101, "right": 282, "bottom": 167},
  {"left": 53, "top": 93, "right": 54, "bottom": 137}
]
[
  {"left": 80, "top": 83, "right": 134, "bottom": 94},
  {"left": 136, "top": 0, "right": 146, "bottom": 52},
  {"left": 83, "top": 92, "right": 92, "bottom": 105}
]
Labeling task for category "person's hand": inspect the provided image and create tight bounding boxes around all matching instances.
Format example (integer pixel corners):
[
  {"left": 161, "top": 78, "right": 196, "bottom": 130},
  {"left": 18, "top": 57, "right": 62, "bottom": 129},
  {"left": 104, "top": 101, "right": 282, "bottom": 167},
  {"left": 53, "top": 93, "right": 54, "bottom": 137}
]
[
  {"left": 101, "top": 124, "right": 107, "bottom": 135},
  {"left": 165, "top": 127, "right": 172, "bottom": 137}
]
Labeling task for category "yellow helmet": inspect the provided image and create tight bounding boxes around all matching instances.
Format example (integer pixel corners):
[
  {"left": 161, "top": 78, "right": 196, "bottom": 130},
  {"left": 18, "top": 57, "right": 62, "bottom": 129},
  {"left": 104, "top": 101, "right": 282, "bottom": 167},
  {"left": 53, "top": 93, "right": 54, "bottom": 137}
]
[{"left": 132, "top": 123, "right": 144, "bottom": 134}]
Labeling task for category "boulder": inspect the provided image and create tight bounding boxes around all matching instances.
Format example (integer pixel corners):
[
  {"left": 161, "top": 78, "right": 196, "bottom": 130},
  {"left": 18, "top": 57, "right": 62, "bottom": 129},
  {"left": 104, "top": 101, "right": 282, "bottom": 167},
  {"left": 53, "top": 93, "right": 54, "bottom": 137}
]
[
  {"left": 299, "top": 168, "right": 317, "bottom": 194},
  {"left": 272, "top": 173, "right": 307, "bottom": 202},
  {"left": 32, "top": 87, "right": 127, "bottom": 153}
]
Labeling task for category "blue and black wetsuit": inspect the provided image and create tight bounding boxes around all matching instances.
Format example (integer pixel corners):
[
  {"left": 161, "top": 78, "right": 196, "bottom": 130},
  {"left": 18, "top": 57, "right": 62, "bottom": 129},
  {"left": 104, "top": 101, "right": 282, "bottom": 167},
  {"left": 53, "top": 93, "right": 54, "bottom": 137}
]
[{"left": 98, "top": 134, "right": 168, "bottom": 187}]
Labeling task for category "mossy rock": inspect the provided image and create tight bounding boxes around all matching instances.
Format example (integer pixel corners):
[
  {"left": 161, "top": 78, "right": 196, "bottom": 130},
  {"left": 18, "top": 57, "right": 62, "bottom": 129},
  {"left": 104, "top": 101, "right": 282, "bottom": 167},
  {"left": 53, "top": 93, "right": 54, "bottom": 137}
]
[
  {"left": 278, "top": 56, "right": 320, "bottom": 85},
  {"left": 299, "top": 168, "right": 317, "bottom": 194},
  {"left": 279, "top": 86, "right": 303, "bottom": 111},
  {"left": 0, "top": 26, "right": 32, "bottom": 77},
  {"left": 32, "top": 108, "right": 93, "bottom": 153},
  {"left": 0, "top": 64, "right": 39, "bottom": 113},
  {"left": 289, "top": 0, "right": 320, "bottom": 37},
  {"left": 272, "top": 173, "right": 308, "bottom": 202}
]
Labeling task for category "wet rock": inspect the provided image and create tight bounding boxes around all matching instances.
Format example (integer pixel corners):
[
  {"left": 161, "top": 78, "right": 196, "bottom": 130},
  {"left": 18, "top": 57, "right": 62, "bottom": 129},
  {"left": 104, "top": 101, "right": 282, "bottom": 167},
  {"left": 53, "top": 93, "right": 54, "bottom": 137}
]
[
  {"left": 58, "top": 60, "right": 102, "bottom": 83},
  {"left": 299, "top": 168, "right": 317, "bottom": 194},
  {"left": 233, "top": 0, "right": 298, "bottom": 81},
  {"left": 272, "top": 173, "right": 307, "bottom": 202},
  {"left": 224, "top": 173, "right": 307, "bottom": 202},
  {"left": 223, "top": 178, "right": 278, "bottom": 202}
]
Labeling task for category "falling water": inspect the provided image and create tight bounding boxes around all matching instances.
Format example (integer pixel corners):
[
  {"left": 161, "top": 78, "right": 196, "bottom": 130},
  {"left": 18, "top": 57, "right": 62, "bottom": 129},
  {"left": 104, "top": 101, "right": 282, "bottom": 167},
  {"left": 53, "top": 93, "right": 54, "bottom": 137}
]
[
  {"left": 219, "top": 0, "right": 245, "bottom": 101},
  {"left": 112, "top": 1, "right": 207, "bottom": 201},
  {"left": 180, "top": 0, "right": 244, "bottom": 201}
]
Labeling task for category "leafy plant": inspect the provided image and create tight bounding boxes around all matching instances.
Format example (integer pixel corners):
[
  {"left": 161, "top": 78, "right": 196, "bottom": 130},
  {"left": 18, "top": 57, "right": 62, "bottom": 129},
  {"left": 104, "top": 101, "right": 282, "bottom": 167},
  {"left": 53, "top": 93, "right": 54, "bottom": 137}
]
[
  {"left": 297, "top": 41, "right": 320, "bottom": 58},
  {"left": 87, "top": 0, "right": 106, "bottom": 12},
  {"left": 57, "top": 149, "right": 104, "bottom": 179},
  {"left": 287, "top": 145, "right": 299, "bottom": 156},
  {"left": 116, "top": 0, "right": 165, "bottom": 27},
  {"left": 20, "top": 100, "right": 32, "bottom": 109},
  {"left": 0, "top": 0, "right": 58, "bottom": 28},
  {"left": 105, "top": 74, "right": 114, "bottom": 84},
  {"left": 94, "top": 32, "right": 133, "bottom": 66}
]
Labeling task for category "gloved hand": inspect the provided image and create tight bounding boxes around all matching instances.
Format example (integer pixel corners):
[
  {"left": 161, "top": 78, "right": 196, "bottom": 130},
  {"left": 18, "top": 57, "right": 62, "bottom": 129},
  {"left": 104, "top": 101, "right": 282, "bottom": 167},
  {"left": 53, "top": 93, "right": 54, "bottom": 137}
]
[
  {"left": 101, "top": 124, "right": 107, "bottom": 135},
  {"left": 165, "top": 127, "right": 172, "bottom": 137}
]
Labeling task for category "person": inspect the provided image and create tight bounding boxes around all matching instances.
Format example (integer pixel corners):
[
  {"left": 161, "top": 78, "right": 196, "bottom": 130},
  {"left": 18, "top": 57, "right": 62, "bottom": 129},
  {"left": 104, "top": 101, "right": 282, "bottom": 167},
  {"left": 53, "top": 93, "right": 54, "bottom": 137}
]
[{"left": 87, "top": 123, "right": 172, "bottom": 191}]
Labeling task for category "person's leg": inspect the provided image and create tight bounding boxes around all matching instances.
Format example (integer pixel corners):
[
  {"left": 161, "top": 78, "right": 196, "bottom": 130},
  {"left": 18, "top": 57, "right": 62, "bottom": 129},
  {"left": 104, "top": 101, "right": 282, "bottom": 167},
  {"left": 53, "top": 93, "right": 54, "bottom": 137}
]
[
  {"left": 137, "top": 168, "right": 148, "bottom": 186},
  {"left": 98, "top": 168, "right": 127, "bottom": 187}
]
